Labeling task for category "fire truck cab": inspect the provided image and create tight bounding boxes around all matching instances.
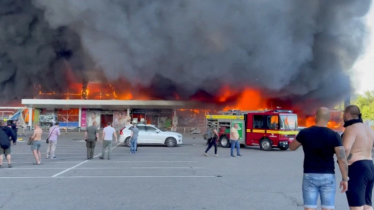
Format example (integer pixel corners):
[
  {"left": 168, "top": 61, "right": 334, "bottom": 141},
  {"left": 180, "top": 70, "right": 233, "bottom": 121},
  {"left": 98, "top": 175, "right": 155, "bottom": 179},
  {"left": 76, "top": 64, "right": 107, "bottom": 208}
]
[{"left": 206, "top": 109, "right": 299, "bottom": 151}]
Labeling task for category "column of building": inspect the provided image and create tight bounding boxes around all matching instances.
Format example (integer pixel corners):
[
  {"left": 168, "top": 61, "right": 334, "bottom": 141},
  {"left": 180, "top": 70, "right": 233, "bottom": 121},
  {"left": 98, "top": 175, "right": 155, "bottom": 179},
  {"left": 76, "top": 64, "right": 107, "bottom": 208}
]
[{"left": 28, "top": 107, "right": 33, "bottom": 130}]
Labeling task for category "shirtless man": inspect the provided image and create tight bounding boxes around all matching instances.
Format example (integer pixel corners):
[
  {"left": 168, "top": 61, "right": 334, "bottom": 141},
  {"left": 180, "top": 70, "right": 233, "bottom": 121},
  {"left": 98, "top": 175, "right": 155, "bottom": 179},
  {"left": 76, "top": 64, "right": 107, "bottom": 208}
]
[
  {"left": 30, "top": 123, "right": 43, "bottom": 165},
  {"left": 342, "top": 105, "right": 374, "bottom": 210}
]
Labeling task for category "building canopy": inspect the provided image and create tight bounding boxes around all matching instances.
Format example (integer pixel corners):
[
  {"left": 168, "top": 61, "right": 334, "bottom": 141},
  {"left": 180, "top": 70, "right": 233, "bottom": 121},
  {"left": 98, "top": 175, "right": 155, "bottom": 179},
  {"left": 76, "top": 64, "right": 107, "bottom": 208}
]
[{"left": 21, "top": 99, "right": 210, "bottom": 110}]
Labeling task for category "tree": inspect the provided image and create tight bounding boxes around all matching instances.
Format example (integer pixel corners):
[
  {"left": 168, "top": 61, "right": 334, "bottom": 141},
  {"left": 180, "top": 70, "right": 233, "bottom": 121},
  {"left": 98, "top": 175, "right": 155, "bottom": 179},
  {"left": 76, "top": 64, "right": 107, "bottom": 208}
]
[{"left": 353, "top": 91, "right": 374, "bottom": 121}]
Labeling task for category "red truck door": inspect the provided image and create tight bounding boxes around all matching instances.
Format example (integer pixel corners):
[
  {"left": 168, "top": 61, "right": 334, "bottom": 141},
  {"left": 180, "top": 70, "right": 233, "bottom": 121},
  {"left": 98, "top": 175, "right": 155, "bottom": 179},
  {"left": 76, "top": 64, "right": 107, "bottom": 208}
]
[{"left": 246, "top": 114, "right": 266, "bottom": 146}]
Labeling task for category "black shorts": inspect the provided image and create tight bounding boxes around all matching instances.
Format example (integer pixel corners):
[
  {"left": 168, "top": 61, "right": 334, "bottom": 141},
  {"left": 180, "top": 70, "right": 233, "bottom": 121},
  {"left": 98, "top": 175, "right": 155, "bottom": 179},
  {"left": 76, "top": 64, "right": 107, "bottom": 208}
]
[{"left": 346, "top": 160, "right": 374, "bottom": 207}]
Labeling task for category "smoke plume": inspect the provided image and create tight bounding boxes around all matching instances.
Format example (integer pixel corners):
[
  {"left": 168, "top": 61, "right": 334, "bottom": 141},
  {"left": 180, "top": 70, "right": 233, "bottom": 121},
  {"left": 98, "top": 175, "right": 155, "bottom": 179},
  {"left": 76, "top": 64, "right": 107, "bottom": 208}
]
[{"left": 0, "top": 0, "right": 372, "bottom": 108}]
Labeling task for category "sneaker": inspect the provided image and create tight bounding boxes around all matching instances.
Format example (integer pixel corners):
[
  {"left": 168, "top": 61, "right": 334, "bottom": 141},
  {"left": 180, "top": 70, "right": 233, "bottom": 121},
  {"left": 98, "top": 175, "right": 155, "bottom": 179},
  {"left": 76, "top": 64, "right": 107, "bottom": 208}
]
[
  {"left": 215, "top": 154, "right": 219, "bottom": 157},
  {"left": 51, "top": 157, "right": 57, "bottom": 159},
  {"left": 231, "top": 156, "right": 235, "bottom": 158},
  {"left": 8, "top": 164, "right": 12, "bottom": 168},
  {"left": 237, "top": 155, "right": 243, "bottom": 157},
  {"left": 99, "top": 156, "right": 104, "bottom": 160},
  {"left": 203, "top": 153, "right": 208, "bottom": 157}
]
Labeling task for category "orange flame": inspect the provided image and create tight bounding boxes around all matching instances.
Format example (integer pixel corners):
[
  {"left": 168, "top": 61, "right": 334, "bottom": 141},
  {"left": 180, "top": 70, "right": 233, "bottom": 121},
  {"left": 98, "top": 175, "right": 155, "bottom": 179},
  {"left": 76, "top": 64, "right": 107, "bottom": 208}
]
[
  {"left": 303, "top": 114, "right": 343, "bottom": 131},
  {"left": 218, "top": 86, "right": 236, "bottom": 102},
  {"left": 221, "top": 88, "right": 267, "bottom": 111}
]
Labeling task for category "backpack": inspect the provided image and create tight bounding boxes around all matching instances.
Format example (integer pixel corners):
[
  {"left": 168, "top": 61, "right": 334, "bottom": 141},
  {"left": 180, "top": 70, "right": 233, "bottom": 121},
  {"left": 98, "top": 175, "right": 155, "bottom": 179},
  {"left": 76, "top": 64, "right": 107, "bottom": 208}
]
[
  {"left": 203, "top": 129, "right": 213, "bottom": 140},
  {"left": 0, "top": 128, "right": 10, "bottom": 149}
]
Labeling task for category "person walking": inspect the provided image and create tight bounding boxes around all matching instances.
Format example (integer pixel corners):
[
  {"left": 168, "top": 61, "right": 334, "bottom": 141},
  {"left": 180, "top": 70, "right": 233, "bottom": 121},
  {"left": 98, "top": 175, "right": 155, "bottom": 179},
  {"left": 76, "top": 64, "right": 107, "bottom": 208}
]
[
  {"left": 46, "top": 122, "right": 60, "bottom": 159},
  {"left": 341, "top": 105, "right": 374, "bottom": 210},
  {"left": 85, "top": 121, "right": 99, "bottom": 159},
  {"left": 30, "top": 123, "right": 43, "bottom": 165},
  {"left": 130, "top": 123, "right": 139, "bottom": 154},
  {"left": 290, "top": 107, "right": 349, "bottom": 210},
  {"left": 0, "top": 121, "right": 16, "bottom": 168},
  {"left": 100, "top": 122, "right": 117, "bottom": 160},
  {"left": 204, "top": 126, "right": 219, "bottom": 157},
  {"left": 230, "top": 123, "right": 242, "bottom": 157}
]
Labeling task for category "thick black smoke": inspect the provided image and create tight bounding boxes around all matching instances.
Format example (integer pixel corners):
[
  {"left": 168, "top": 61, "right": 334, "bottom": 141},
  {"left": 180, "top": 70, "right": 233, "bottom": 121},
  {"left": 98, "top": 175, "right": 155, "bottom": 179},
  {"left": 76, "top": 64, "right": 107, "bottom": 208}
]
[
  {"left": 0, "top": 0, "right": 89, "bottom": 102},
  {"left": 0, "top": 0, "right": 372, "bottom": 109}
]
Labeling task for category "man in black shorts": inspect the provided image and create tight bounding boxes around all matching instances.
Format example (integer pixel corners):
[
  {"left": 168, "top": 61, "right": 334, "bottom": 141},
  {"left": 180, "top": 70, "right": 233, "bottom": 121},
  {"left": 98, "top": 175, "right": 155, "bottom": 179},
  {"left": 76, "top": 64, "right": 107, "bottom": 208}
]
[
  {"left": 342, "top": 105, "right": 374, "bottom": 210},
  {"left": 0, "top": 121, "right": 16, "bottom": 168}
]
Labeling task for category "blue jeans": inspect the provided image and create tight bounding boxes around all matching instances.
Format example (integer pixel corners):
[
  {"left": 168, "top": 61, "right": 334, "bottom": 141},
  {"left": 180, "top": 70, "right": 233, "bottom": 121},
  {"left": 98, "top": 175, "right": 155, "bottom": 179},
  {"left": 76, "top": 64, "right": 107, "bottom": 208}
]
[
  {"left": 302, "top": 173, "right": 336, "bottom": 209},
  {"left": 130, "top": 138, "right": 137, "bottom": 153},
  {"left": 230, "top": 140, "right": 241, "bottom": 156}
]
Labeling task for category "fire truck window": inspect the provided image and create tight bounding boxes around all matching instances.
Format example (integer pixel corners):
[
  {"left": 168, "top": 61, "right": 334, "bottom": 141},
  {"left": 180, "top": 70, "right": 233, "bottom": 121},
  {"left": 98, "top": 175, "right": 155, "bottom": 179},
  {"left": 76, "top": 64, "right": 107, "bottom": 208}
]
[
  {"left": 269, "top": 115, "right": 279, "bottom": 129},
  {"left": 280, "top": 115, "right": 298, "bottom": 129},
  {"left": 253, "top": 115, "right": 264, "bottom": 129}
]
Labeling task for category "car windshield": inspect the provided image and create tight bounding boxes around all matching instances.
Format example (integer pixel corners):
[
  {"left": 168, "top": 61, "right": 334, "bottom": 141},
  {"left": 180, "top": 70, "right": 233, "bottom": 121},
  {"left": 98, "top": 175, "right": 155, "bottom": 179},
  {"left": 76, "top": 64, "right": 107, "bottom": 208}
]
[{"left": 280, "top": 115, "right": 298, "bottom": 130}]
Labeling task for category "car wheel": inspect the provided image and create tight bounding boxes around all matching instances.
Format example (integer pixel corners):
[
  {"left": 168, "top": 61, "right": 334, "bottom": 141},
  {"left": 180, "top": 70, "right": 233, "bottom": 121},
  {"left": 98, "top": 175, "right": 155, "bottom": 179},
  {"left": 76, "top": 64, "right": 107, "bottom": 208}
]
[
  {"left": 220, "top": 136, "right": 230, "bottom": 148},
  {"left": 125, "top": 137, "right": 131, "bottom": 147},
  {"left": 165, "top": 137, "right": 177, "bottom": 147},
  {"left": 260, "top": 138, "right": 272, "bottom": 151}
]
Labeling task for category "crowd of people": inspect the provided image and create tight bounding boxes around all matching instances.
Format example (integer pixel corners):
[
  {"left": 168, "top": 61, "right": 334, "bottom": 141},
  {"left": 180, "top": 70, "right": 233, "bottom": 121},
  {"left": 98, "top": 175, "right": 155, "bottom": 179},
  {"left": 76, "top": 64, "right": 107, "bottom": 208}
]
[
  {"left": 0, "top": 105, "right": 373, "bottom": 209},
  {"left": 202, "top": 105, "right": 374, "bottom": 210}
]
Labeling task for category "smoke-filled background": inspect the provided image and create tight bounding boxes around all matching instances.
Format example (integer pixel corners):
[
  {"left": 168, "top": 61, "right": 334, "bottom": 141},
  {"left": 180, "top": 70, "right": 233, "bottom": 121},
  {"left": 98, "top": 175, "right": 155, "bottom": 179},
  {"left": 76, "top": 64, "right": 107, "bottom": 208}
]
[{"left": 0, "top": 0, "right": 372, "bottom": 108}]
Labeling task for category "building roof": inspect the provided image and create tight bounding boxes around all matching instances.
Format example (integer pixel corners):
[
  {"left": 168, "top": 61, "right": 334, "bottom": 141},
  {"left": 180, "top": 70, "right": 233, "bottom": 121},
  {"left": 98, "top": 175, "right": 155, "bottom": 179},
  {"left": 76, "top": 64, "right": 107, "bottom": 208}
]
[{"left": 22, "top": 99, "right": 209, "bottom": 110}]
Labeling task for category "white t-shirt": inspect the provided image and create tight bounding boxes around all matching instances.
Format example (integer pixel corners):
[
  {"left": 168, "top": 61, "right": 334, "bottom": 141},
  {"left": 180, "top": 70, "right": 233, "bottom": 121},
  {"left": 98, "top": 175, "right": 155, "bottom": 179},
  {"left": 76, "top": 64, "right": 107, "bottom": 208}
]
[{"left": 103, "top": 126, "right": 116, "bottom": 140}]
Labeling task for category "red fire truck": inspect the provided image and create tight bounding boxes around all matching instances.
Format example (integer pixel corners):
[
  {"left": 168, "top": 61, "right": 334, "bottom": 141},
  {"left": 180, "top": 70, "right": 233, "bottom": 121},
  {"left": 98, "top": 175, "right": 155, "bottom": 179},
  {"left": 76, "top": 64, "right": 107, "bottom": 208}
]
[{"left": 205, "top": 109, "right": 299, "bottom": 151}]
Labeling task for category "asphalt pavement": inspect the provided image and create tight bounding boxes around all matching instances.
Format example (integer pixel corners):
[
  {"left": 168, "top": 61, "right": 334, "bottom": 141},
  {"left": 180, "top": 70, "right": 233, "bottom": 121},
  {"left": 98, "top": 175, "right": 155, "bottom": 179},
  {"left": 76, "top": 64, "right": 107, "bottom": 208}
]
[{"left": 0, "top": 132, "right": 355, "bottom": 210}]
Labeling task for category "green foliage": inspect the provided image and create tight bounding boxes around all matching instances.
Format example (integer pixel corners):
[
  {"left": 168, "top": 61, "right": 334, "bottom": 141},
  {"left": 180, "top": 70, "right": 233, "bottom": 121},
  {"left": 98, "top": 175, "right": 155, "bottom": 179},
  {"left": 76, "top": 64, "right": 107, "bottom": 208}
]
[{"left": 353, "top": 91, "right": 374, "bottom": 120}]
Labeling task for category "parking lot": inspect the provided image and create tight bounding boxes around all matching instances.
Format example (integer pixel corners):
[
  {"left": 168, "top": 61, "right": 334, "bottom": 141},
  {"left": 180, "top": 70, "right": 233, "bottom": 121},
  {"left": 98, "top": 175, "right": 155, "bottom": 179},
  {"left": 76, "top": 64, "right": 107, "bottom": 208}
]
[{"left": 0, "top": 132, "right": 352, "bottom": 210}]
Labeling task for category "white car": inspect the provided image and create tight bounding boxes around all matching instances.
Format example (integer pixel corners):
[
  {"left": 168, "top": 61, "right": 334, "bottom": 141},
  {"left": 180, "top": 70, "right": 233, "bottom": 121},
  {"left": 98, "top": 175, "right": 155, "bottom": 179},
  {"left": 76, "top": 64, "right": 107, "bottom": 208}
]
[{"left": 119, "top": 124, "right": 183, "bottom": 147}]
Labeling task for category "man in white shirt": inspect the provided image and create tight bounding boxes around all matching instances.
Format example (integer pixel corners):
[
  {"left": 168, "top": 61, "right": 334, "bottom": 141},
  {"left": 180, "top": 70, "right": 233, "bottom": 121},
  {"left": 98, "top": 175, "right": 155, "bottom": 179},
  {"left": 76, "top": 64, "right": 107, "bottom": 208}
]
[{"left": 100, "top": 122, "right": 117, "bottom": 160}]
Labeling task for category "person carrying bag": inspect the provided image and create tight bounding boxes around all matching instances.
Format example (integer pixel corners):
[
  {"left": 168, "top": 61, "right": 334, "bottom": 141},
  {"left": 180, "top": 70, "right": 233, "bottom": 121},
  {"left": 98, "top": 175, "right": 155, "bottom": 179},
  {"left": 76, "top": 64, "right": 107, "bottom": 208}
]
[{"left": 46, "top": 123, "right": 60, "bottom": 159}]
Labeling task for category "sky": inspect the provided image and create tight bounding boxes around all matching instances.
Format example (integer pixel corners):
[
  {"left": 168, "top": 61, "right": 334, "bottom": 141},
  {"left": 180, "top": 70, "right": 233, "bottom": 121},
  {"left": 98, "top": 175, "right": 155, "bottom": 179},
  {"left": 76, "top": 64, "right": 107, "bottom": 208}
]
[{"left": 353, "top": 3, "right": 374, "bottom": 94}]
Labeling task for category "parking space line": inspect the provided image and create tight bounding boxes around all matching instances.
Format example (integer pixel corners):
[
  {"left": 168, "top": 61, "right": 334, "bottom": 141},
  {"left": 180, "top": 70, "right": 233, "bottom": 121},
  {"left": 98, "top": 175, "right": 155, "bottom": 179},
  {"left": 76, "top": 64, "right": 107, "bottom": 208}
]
[{"left": 51, "top": 143, "right": 120, "bottom": 177}]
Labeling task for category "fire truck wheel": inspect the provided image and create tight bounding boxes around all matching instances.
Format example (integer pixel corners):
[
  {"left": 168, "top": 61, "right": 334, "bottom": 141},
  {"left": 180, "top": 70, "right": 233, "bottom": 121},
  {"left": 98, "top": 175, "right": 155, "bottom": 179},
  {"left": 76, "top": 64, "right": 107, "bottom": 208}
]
[
  {"left": 260, "top": 138, "right": 272, "bottom": 151},
  {"left": 125, "top": 137, "right": 131, "bottom": 147},
  {"left": 165, "top": 137, "right": 177, "bottom": 147},
  {"left": 219, "top": 136, "right": 230, "bottom": 148}
]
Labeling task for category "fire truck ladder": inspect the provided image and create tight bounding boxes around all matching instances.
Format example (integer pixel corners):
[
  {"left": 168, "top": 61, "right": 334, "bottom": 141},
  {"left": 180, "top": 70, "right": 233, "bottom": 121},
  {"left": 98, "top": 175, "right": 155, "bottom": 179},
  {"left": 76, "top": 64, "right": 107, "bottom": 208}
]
[
  {"left": 218, "top": 110, "right": 268, "bottom": 115},
  {"left": 217, "top": 109, "right": 292, "bottom": 115}
]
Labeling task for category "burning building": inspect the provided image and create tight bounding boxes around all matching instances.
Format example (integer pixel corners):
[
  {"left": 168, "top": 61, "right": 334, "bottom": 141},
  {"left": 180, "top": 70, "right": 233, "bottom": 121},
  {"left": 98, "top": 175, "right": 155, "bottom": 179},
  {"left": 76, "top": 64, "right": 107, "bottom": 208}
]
[{"left": 0, "top": 0, "right": 372, "bottom": 130}]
